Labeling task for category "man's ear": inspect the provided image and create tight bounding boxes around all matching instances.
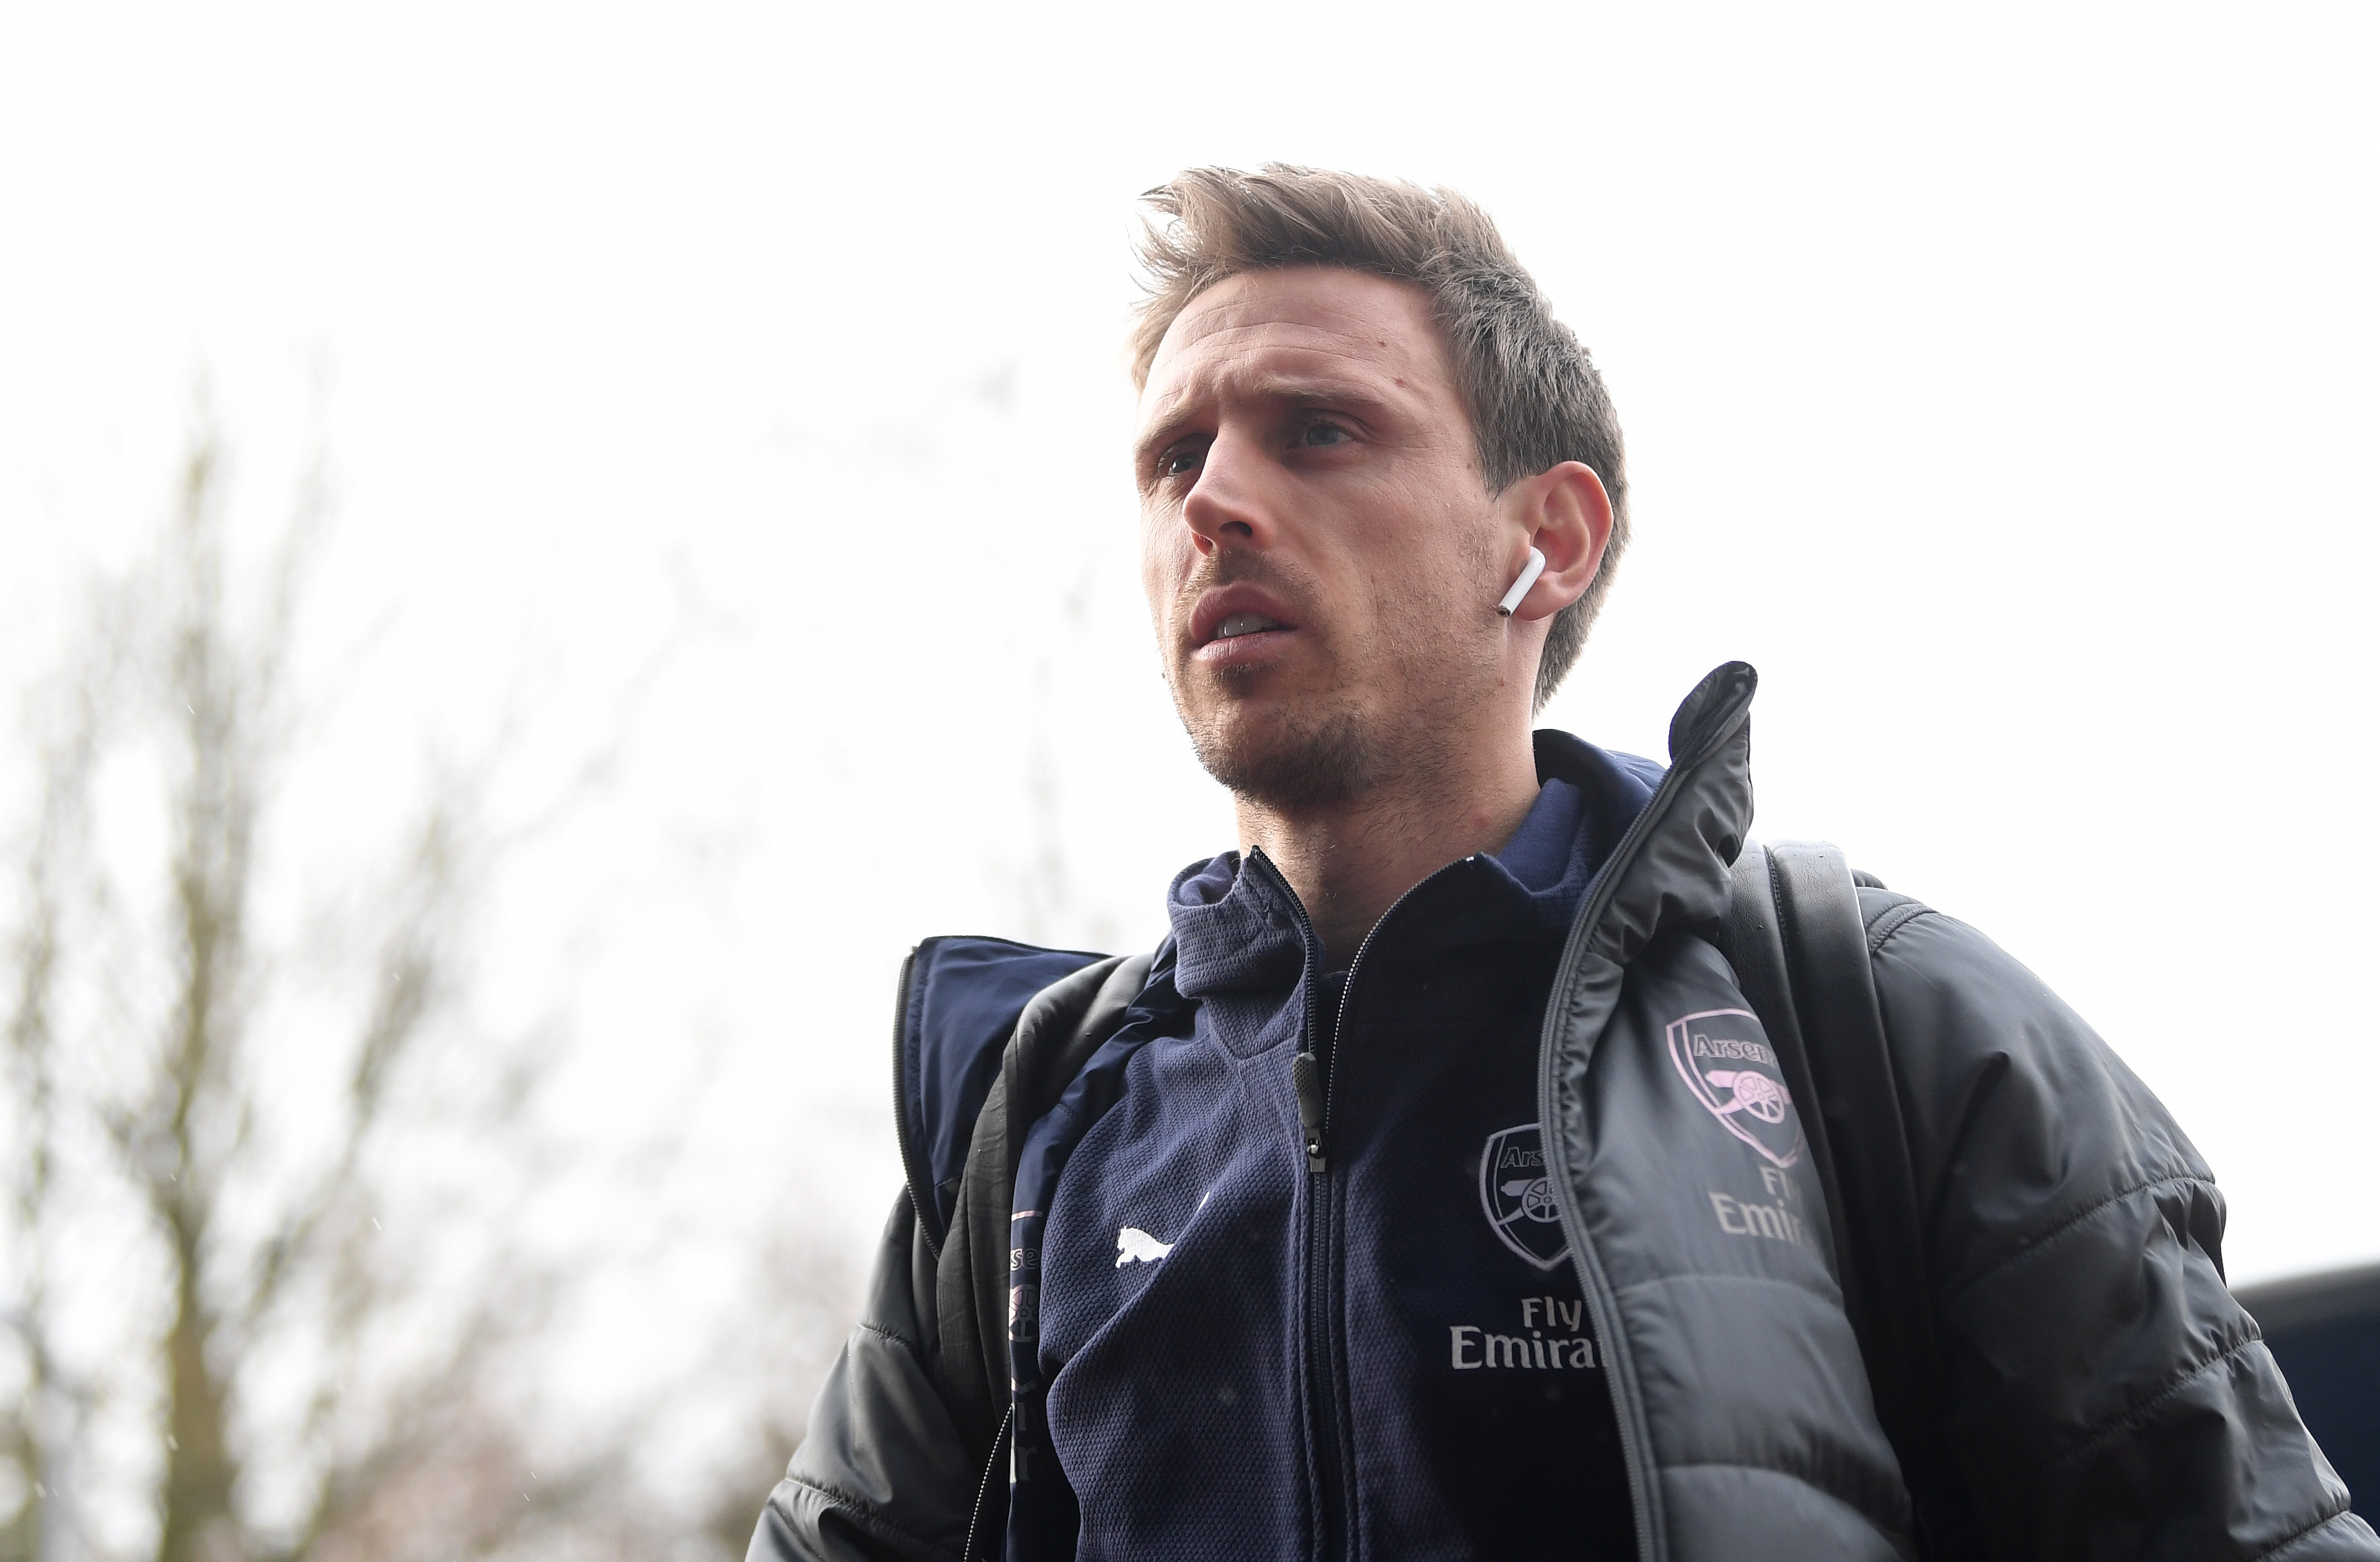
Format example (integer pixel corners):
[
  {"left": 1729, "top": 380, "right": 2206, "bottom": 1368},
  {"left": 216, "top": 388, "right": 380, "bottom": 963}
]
[{"left": 1502, "top": 461, "right": 1613, "bottom": 622}]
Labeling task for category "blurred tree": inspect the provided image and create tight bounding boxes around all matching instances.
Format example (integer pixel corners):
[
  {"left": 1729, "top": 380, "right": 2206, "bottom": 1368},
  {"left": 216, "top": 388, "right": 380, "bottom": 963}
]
[{"left": 0, "top": 420, "right": 663, "bottom": 1561}]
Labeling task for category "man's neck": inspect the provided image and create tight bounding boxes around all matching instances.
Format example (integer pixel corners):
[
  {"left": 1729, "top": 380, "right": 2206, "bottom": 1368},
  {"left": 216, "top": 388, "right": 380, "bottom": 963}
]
[{"left": 1237, "top": 739, "right": 1544, "bottom": 969}]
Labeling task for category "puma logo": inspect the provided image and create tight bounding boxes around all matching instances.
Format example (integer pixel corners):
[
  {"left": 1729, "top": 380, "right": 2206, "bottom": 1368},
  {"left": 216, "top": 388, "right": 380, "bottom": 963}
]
[{"left": 1115, "top": 1227, "right": 1174, "bottom": 1267}]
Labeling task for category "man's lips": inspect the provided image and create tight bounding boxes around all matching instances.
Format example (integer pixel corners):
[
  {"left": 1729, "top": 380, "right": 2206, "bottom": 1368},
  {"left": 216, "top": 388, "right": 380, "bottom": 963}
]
[{"left": 1188, "top": 583, "right": 1301, "bottom": 664}]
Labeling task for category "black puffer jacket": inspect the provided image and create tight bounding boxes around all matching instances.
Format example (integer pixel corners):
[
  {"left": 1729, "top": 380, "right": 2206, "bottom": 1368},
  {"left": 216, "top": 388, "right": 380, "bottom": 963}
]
[{"left": 752, "top": 664, "right": 2375, "bottom": 1562}]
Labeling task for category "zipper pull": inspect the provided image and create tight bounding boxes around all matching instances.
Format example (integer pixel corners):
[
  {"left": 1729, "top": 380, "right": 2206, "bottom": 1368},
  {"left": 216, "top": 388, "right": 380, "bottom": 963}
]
[{"left": 1294, "top": 1050, "right": 1326, "bottom": 1172}]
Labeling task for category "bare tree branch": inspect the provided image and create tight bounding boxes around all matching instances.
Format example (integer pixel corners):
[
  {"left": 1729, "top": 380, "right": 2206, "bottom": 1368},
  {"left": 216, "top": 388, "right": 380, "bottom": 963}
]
[
  {"left": 0, "top": 411, "right": 670, "bottom": 1562},
  {"left": 1, "top": 557, "right": 110, "bottom": 1562},
  {"left": 0, "top": 394, "right": 866, "bottom": 1562}
]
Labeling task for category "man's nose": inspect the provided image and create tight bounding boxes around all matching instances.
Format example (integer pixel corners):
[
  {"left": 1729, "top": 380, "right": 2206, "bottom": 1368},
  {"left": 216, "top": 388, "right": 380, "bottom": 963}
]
[{"left": 1181, "top": 430, "right": 1273, "bottom": 557}]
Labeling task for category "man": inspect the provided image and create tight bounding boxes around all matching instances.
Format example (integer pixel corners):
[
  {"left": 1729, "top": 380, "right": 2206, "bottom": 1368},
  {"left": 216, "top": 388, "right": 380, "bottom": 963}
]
[{"left": 751, "top": 167, "right": 2373, "bottom": 1561}]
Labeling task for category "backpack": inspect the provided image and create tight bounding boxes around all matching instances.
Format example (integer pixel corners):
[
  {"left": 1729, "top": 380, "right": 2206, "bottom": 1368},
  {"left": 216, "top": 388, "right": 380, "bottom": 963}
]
[{"left": 1717, "top": 841, "right": 1973, "bottom": 1561}]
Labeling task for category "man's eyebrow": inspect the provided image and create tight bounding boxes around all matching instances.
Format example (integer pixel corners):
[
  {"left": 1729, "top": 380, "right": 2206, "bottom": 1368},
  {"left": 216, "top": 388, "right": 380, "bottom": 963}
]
[
  {"left": 1133, "top": 375, "right": 1408, "bottom": 466},
  {"left": 1132, "top": 407, "right": 1202, "bottom": 470}
]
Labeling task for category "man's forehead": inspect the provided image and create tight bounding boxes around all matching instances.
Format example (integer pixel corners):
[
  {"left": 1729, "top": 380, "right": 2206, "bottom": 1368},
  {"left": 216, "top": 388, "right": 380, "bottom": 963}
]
[{"left": 1139, "top": 268, "right": 1454, "bottom": 415}]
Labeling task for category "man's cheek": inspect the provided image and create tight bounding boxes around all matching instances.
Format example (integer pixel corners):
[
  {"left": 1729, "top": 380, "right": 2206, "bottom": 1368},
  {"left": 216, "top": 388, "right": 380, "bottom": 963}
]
[{"left": 1137, "top": 556, "right": 1181, "bottom": 630}]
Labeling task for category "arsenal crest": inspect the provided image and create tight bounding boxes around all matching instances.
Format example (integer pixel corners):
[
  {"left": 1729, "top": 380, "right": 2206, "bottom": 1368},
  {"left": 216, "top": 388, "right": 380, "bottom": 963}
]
[
  {"left": 1665, "top": 1008, "right": 1804, "bottom": 1169},
  {"left": 1478, "top": 1123, "right": 1570, "bottom": 1270}
]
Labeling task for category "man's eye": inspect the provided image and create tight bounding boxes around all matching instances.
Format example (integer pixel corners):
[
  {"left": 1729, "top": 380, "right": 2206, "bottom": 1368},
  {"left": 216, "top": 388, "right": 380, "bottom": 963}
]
[
  {"left": 1300, "top": 422, "right": 1351, "bottom": 448},
  {"left": 1163, "top": 446, "right": 1204, "bottom": 476}
]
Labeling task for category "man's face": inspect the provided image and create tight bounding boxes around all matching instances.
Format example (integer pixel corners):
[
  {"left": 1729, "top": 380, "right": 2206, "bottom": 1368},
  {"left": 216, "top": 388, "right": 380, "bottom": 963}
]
[{"left": 1135, "top": 267, "right": 1512, "bottom": 809}]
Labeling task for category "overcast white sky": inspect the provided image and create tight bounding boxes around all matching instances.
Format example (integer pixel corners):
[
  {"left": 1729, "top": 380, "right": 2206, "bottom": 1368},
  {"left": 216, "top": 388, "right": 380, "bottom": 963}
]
[{"left": 3, "top": 2, "right": 2376, "bottom": 1436}]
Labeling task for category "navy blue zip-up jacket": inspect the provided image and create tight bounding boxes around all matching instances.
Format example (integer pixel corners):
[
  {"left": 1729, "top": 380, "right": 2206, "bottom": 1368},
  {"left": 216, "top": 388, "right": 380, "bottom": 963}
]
[{"left": 1028, "top": 748, "right": 1662, "bottom": 1558}]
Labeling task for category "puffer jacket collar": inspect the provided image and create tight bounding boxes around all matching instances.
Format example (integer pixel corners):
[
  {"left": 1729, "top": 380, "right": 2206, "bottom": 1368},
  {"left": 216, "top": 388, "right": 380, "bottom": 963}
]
[{"left": 1545, "top": 658, "right": 1756, "bottom": 991}]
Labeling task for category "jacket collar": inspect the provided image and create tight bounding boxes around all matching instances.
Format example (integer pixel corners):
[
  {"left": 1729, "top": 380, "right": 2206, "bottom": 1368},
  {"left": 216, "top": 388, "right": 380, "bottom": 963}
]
[
  {"left": 1165, "top": 731, "right": 1670, "bottom": 1001},
  {"left": 1554, "top": 661, "right": 1759, "bottom": 977}
]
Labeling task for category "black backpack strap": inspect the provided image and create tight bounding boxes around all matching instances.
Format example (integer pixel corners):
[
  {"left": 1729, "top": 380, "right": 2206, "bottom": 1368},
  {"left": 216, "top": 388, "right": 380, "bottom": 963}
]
[
  {"left": 1722, "top": 844, "right": 1864, "bottom": 1319},
  {"left": 935, "top": 953, "right": 1153, "bottom": 1459},
  {"left": 1727, "top": 841, "right": 1972, "bottom": 1558}
]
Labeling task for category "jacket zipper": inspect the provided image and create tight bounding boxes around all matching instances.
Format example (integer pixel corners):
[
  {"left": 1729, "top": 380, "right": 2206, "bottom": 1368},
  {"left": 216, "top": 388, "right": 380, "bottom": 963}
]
[
  {"left": 1535, "top": 673, "right": 1756, "bottom": 1562},
  {"left": 1244, "top": 850, "right": 1345, "bottom": 1562},
  {"left": 1249, "top": 847, "right": 1473, "bottom": 1562},
  {"left": 960, "top": 1405, "right": 1011, "bottom": 1561}
]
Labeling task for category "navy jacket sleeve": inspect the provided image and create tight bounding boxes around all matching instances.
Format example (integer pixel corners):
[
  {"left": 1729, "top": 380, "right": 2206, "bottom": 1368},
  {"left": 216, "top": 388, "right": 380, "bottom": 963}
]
[
  {"left": 1865, "top": 894, "right": 2378, "bottom": 1561},
  {"left": 749, "top": 1196, "right": 977, "bottom": 1562}
]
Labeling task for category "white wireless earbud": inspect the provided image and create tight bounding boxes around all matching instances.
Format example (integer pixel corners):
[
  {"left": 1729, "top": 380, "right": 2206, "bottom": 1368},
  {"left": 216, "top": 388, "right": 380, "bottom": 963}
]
[{"left": 1496, "top": 547, "right": 1546, "bottom": 617}]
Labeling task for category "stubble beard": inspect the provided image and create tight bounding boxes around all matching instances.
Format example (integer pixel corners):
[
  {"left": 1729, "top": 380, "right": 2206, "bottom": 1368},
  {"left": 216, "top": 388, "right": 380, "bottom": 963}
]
[
  {"left": 1177, "top": 671, "right": 1390, "bottom": 813},
  {"left": 1157, "top": 567, "right": 1485, "bottom": 810},
  {"left": 1162, "top": 544, "right": 1492, "bottom": 815},
  {"left": 1165, "top": 554, "right": 1393, "bottom": 811}
]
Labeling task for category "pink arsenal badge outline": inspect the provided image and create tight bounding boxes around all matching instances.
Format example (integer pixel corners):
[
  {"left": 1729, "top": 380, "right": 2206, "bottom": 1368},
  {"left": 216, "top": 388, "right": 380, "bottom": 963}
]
[{"left": 1665, "top": 1008, "right": 1805, "bottom": 1170}]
